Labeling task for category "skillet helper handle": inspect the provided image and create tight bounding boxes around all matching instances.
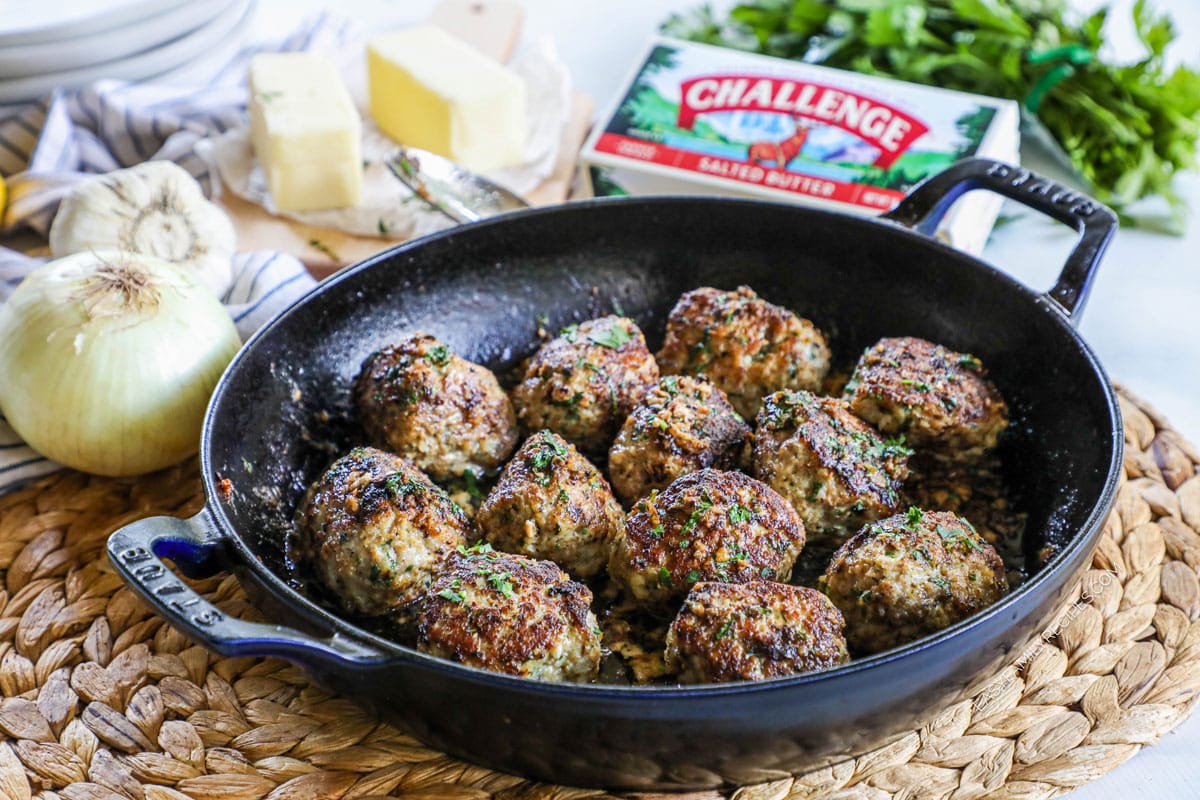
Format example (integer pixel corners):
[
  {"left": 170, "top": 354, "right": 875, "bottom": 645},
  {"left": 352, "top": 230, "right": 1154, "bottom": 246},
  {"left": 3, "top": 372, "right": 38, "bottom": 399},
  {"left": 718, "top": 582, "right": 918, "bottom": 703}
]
[
  {"left": 107, "top": 510, "right": 384, "bottom": 665},
  {"left": 881, "top": 158, "right": 1117, "bottom": 324}
]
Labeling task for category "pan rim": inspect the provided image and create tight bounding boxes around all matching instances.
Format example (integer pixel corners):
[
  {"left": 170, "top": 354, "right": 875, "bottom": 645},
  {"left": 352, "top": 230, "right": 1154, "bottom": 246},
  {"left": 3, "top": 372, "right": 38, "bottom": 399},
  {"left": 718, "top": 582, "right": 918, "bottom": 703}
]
[{"left": 200, "top": 194, "right": 1125, "bottom": 697}]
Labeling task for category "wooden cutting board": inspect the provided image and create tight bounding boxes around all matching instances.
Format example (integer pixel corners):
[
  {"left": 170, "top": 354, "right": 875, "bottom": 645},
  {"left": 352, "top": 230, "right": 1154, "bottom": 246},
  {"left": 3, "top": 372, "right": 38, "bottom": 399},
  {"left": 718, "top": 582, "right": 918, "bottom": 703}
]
[{"left": 220, "top": 1, "right": 594, "bottom": 279}]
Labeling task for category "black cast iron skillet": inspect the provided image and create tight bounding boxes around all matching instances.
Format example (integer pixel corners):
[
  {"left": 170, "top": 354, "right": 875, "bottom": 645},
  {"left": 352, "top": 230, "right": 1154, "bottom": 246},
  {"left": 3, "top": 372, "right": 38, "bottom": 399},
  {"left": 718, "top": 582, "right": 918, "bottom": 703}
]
[{"left": 108, "top": 158, "right": 1123, "bottom": 790}]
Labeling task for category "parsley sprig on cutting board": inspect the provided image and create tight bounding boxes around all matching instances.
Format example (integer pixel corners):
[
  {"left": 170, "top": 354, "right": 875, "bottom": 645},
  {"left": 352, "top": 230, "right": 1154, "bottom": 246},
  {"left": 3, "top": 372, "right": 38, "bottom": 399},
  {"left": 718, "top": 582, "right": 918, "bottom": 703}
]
[{"left": 664, "top": 0, "right": 1200, "bottom": 232}]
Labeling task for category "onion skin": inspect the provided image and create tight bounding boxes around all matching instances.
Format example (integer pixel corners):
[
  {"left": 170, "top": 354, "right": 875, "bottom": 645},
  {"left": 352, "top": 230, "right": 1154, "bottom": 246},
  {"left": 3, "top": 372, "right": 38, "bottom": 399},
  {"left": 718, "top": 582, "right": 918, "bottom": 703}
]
[{"left": 0, "top": 250, "right": 242, "bottom": 477}]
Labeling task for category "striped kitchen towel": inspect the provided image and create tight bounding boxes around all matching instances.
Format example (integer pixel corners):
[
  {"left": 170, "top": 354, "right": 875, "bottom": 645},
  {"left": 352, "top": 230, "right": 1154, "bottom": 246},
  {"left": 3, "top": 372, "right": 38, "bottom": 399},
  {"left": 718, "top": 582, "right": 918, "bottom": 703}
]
[{"left": 0, "top": 13, "right": 361, "bottom": 492}]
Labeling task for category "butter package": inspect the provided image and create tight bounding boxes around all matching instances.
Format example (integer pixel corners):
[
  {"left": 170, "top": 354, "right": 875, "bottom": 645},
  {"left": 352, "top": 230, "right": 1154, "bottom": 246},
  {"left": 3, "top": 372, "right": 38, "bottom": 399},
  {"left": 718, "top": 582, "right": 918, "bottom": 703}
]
[{"left": 581, "top": 37, "right": 1020, "bottom": 255}]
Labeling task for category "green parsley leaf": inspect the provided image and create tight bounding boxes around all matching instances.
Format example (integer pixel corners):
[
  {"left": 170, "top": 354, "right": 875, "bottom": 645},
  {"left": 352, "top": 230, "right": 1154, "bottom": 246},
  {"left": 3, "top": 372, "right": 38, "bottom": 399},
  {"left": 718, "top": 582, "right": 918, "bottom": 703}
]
[{"left": 588, "top": 323, "right": 634, "bottom": 349}]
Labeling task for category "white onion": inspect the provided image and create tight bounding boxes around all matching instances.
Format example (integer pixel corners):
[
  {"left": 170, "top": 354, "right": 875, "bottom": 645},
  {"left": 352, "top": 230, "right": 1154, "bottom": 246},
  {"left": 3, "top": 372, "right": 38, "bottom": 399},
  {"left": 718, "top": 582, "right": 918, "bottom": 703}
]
[{"left": 0, "top": 250, "right": 241, "bottom": 477}]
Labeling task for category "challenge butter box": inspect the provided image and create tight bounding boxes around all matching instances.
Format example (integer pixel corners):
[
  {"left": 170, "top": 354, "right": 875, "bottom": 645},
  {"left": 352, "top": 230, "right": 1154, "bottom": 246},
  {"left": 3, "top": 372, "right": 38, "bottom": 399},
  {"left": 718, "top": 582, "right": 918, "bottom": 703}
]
[{"left": 581, "top": 37, "right": 1020, "bottom": 255}]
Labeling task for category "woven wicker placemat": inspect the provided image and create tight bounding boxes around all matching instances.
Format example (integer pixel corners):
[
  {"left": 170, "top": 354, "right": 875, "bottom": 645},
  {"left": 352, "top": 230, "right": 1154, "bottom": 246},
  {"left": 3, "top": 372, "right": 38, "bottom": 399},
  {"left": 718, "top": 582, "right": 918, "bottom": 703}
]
[{"left": 2, "top": 385, "right": 1199, "bottom": 800}]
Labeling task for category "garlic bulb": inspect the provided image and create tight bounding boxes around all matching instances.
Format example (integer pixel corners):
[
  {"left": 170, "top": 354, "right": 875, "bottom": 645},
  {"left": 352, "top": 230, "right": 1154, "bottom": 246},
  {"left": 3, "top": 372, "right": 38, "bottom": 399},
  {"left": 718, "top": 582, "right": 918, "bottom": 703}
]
[
  {"left": 0, "top": 250, "right": 241, "bottom": 477},
  {"left": 49, "top": 162, "right": 237, "bottom": 298}
]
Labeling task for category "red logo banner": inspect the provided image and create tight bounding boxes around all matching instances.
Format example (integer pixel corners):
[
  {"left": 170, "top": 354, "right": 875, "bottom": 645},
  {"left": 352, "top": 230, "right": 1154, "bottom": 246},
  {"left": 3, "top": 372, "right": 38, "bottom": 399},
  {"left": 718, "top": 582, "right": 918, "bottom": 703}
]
[{"left": 677, "top": 75, "right": 929, "bottom": 168}]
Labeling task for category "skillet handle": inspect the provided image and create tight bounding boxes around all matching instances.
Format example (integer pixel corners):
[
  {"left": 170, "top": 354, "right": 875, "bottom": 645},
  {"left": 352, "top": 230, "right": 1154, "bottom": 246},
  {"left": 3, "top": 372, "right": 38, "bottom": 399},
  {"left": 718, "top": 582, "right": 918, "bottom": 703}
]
[
  {"left": 880, "top": 158, "right": 1117, "bottom": 324},
  {"left": 107, "top": 509, "right": 385, "bottom": 665}
]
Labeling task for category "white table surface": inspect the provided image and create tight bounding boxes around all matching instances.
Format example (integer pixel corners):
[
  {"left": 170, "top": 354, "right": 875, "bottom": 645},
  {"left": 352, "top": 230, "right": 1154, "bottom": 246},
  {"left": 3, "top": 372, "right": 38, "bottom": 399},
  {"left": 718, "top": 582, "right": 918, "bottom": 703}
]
[{"left": 249, "top": 1, "right": 1200, "bottom": 796}]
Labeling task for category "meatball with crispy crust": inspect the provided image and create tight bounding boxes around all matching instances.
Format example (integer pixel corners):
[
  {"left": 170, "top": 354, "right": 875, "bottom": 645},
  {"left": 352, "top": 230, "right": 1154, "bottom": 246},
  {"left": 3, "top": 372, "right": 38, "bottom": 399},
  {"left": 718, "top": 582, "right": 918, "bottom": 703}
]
[
  {"left": 754, "top": 390, "right": 911, "bottom": 549},
  {"left": 609, "top": 375, "right": 751, "bottom": 506},
  {"left": 845, "top": 337, "right": 1008, "bottom": 458},
  {"left": 417, "top": 546, "right": 602, "bottom": 682},
  {"left": 511, "top": 316, "right": 659, "bottom": 453},
  {"left": 354, "top": 334, "right": 518, "bottom": 481},
  {"left": 608, "top": 469, "right": 806, "bottom": 614},
  {"left": 655, "top": 286, "right": 831, "bottom": 419},
  {"left": 475, "top": 430, "right": 624, "bottom": 577},
  {"left": 665, "top": 581, "right": 850, "bottom": 683},
  {"left": 297, "top": 447, "right": 470, "bottom": 618},
  {"left": 820, "top": 508, "right": 1008, "bottom": 654}
]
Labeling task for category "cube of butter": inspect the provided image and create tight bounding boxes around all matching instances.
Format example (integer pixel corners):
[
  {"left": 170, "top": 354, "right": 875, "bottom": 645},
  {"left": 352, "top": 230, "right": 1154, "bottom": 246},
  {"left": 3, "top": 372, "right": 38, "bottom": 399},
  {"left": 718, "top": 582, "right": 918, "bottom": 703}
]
[
  {"left": 248, "top": 53, "right": 362, "bottom": 212},
  {"left": 368, "top": 26, "right": 527, "bottom": 173}
]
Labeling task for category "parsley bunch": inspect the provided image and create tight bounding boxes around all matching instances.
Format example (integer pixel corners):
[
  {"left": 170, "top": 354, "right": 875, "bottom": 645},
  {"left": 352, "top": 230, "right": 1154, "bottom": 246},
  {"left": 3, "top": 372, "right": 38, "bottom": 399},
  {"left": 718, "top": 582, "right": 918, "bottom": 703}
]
[{"left": 664, "top": 0, "right": 1200, "bottom": 232}]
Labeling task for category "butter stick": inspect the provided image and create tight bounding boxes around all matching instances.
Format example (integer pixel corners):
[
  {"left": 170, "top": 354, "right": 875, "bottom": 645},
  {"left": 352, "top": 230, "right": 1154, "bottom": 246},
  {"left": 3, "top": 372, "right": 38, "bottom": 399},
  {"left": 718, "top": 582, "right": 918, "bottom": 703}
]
[
  {"left": 368, "top": 25, "right": 527, "bottom": 173},
  {"left": 248, "top": 53, "right": 363, "bottom": 212}
]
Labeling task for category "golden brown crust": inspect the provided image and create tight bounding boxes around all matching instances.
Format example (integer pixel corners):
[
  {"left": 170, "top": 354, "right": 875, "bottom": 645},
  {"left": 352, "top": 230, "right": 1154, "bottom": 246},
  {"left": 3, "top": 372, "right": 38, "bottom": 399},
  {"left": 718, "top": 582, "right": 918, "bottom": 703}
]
[
  {"left": 354, "top": 333, "right": 519, "bottom": 480},
  {"left": 820, "top": 508, "right": 1009, "bottom": 655},
  {"left": 665, "top": 581, "right": 849, "bottom": 683},
  {"left": 754, "top": 390, "right": 910, "bottom": 548},
  {"left": 655, "top": 286, "right": 830, "bottom": 419},
  {"left": 845, "top": 337, "right": 1008, "bottom": 456},
  {"left": 417, "top": 547, "right": 602, "bottom": 682},
  {"left": 607, "top": 469, "right": 806, "bottom": 614},
  {"left": 511, "top": 316, "right": 659, "bottom": 453},
  {"left": 296, "top": 447, "right": 470, "bottom": 618},
  {"left": 475, "top": 431, "right": 625, "bottom": 577},
  {"left": 608, "top": 376, "right": 752, "bottom": 506}
]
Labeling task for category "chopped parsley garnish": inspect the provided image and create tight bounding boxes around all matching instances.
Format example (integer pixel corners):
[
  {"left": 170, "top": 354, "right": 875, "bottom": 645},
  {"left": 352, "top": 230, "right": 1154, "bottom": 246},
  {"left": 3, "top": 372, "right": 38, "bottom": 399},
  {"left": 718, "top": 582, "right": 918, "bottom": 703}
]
[
  {"left": 588, "top": 324, "right": 633, "bottom": 349},
  {"left": 384, "top": 473, "right": 426, "bottom": 499},
  {"left": 559, "top": 323, "right": 579, "bottom": 342},
  {"left": 527, "top": 432, "right": 568, "bottom": 484},
  {"left": 715, "top": 618, "right": 735, "bottom": 639},
  {"left": 957, "top": 353, "right": 983, "bottom": 372},
  {"left": 557, "top": 489, "right": 570, "bottom": 504},
  {"left": 880, "top": 435, "right": 914, "bottom": 459},
  {"left": 437, "top": 579, "right": 464, "bottom": 603},
  {"left": 681, "top": 493, "right": 714, "bottom": 536},
  {"left": 487, "top": 571, "right": 515, "bottom": 598},
  {"left": 905, "top": 506, "right": 925, "bottom": 527},
  {"left": 900, "top": 379, "right": 933, "bottom": 392},
  {"left": 728, "top": 504, "right": 752, "bottom": 524},
  {"left": 937, "top": 524, "right": 984, "bottom": 552},
  {"left": 685, "top": 569, "right": 701, "bottom": 583},
  {"left": 426, "top": 344, "right": 451, "bottom": 366},
  {"left": 649, "top": 524, "right": 664, "bottom": 539},
  {"left": 457, "top": 541, "right": 495, "bottom": 557},
  {"left": 657, "top": 567, "right": 672, "bottom": 587},
  {"left": 661, "top": 375, "right": 680, "bottom": 395},
  {"left": 930, "top": 575, "right": 952, "bottom": 592}
]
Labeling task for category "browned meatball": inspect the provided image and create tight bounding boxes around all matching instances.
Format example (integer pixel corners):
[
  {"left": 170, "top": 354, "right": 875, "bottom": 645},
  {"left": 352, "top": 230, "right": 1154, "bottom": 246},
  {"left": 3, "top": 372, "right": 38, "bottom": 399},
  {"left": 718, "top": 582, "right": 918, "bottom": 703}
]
[
  {"left": 609, "top": 375, "right": 751, "bottom": 506},
  {"left": 754, "top": 390, "right": 911, "bottom": 549},
  {"left": 475, "top": 430, "right": 624, "bottom": 577},
  {"left": 820, "top": 508, "right": 1008, "bottom": 654},
  {"left": 655, "top": 286, "right": 831, "bottom": 419},
  {"left": 417, "top": 546, "right": 602, "bottom": 682},
  {"left": 296, "top": 447, "right": 470, "bottom": 618},
  {"left": 354, "top": 333, "right": 518, "bottom": 481},
  {"left": 665, "top": 581, "right": 850, "bottom": 683},
  {"left": 845, "top": 337, "right": 1008, "bottom": 457},
  {"left": 608, "top": 469, "right": 806, "bottom": 614},
  {"left": 511, "top": 316, "right": 659, "bottom": 453}
]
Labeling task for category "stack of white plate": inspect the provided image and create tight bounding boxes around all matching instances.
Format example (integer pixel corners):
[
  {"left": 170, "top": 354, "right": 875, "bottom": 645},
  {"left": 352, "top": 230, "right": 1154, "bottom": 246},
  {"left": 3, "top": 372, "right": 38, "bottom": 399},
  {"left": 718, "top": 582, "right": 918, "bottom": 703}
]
[{"left": 0, "top": 0, "right": 255, "bottom": 104}]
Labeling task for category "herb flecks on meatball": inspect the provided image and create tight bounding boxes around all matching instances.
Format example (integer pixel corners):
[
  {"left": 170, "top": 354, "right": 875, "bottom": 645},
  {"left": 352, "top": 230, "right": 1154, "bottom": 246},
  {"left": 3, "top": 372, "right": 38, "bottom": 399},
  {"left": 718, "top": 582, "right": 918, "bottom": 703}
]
[
  {"left": 476, "top": 430, "right": 624, "bottom": 577},
  {"left": 297, "top": 447, "right": 469, "bottom": 618},
  {"left": 655, "top": 286, "right": 831, "bottom": 419},
  {"left": 665, "top": 581, "right": 849, "bottom": 683},
  {"left": 845, "top": 337, "right": 1008, "bottom": 458},
  {"left": 754, "top": 390, "right": 911, "bottom": 549},
  {"left": 354, "top": 333, "right": 518, "bottom": 481},
  {"left": 512, "top": 315, "right": 659, "bottom": 453},
  {"left": 417, "top": 545, "right": 603, "bottom": 682},
  {"left": 609, "top": 375, "right": 751, "bottom": 506},
  {"left": 820, "top": 508, "right": 1008, "bottom": 654},
  {"left": 608, "top": 469, "right": 806, "bottom": 614}
]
